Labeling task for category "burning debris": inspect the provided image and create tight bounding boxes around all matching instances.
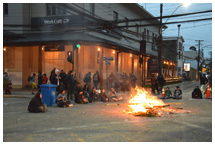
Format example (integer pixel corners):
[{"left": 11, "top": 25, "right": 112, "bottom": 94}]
[{"left": 125, "top": 87, "right": 191, "bottom": 117}]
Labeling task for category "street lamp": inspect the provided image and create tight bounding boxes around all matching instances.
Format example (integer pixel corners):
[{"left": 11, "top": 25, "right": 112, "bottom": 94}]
[{"left": 164, "top": 3, "right": 191, "bottom": 24}]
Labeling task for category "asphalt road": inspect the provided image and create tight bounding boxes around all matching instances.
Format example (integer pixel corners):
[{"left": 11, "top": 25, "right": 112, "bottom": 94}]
[{"left": 3, "top": 81, "right": 212, "bottom": 142}]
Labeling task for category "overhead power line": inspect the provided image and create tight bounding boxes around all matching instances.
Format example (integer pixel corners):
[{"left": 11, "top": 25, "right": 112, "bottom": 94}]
[{"left": 116, "top": 10, "right": 212, "bottom": 23}]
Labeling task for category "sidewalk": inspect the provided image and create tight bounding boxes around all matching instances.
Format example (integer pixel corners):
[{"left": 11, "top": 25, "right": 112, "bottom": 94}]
[{"left": 3, "top": 81, "right": 197, "bottom": 99}]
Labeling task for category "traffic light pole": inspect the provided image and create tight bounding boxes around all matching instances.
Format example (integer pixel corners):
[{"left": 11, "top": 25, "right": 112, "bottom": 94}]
[{"left": 158, "top": 3, "right": 163, "bottom": 75}]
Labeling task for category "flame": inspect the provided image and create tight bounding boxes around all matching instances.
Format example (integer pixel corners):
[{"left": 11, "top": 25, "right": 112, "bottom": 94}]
[{"left": 129, "top": 87, "right": 165, "bottom": 113}]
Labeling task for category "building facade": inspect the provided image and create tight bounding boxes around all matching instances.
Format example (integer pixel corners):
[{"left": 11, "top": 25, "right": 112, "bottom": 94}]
[
  {"left": 163, "top": 36, "right": 184, "bottom": 78},
  {"left": 3, "top": 3, "right": 166, "bottom": 88}
]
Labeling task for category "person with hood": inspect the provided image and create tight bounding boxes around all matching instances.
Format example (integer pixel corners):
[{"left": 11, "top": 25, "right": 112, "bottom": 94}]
[
  {"left": 192, "top": 86, "right": 202, "bottom": 99},
  {"left": 28, "top": 92, "right": 47, "bottom": 113}
]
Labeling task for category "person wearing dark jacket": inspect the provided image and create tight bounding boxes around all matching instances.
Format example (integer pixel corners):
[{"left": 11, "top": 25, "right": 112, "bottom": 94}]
[
  {"left": 173, "top": 86, "right": 182, "bottom": 99},
  {"left": 56, "top": 89, "right": 71, "bottom": 107},
  {"left": 200, "top": 74, "right": 205, "bottom": 85},
  {"left": 83, "top": 84, "right": 90, "bottom": 98},
  {"left": 37, "top": 72, "right": 43, "bottom": 89},
  {"left": 74, "top": 83, "right": 88, "bottom": 104},
  {"left": 192, "top": 86, "right": 202, "bottom": 99},
  {"left": 157, "top": 74, "right": 165, "bottom": 92},
  {"left": 99, "top": 89, "right": 109, "bottom": 102},
  {"left": 28, "top": 92, "right": 47, "bottom": 113},
  {"left": 88, "top": 87, "right": 98, "bottom": 103},
  {"left": 93, "top": 71, "right": 100, "bottom": 89},
  {"left": 66, "top": 70, "right": 76, "bottom": 100},
  {"left": 50, "top": 72, "right": 57, "bottom": 84}
]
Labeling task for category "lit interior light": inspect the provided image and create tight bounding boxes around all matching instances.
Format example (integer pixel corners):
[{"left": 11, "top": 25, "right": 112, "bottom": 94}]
[
  {"left": 113, "top": 50, "right": 115, "bottom": 54},
  {"left": 3, "top": 48, "right": 6, "bottom": 51},
  {"left": 130, "top": 54, "right": 132, "bottom": 57},
  {"left": 97, "top": 48, "right": 101, "bottom": 51}
]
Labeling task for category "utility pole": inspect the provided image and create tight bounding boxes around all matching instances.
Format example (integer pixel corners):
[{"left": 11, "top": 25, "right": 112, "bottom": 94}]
[
  {"left": 196, "top": 40, "right": 204, "bottom": 80},
  {"left": 158, "top": 3, "right": 163, "bottom": 75}
]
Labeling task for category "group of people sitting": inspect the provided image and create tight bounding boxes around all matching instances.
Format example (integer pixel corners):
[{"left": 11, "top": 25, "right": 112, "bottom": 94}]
[
  {"left": 27, "top": 83, "right": 123, "bottom": 113},
  {"left": 163, "top": 86, "right": 182, "bottom": 99}
]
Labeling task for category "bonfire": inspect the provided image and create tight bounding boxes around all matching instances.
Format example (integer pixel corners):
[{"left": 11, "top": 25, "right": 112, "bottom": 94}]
[{"left": 127, "top": 87, "right": 190, "bottom": 117}]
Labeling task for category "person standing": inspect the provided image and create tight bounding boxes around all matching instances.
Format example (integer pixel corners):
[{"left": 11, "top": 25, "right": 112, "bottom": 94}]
[
  {"left": 37, "top": 72, "right": 43, "bottom": 89},
  {"left": 66, "top": 70, "right": 75, "bottom": 100},
  {"left": 42, "top": 73, "right": 48, "bottom": 84},
  {"left": 93, "top": 71, "right": 100, "bottom": 89},
  {"left": 30, "top": 73, "right": 36, "bottom": 94},
  {"left": 200, "top": 74, "right": 205, "bottom": 86},
  {"left": 157, "top": 74, "right": 165, "bottom": 92},
  {"left": 150, "top": 74, "right": 156, "bottom": 94},
  {"left": 84, "top": 72, "right": 92, "bottom": 89}
]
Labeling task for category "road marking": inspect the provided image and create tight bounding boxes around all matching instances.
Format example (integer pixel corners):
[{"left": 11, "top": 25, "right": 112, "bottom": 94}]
[
  {"left": 70, "top": 131, "right": 86, "bottom": 142},
  {"left": 176, "top": 121, "right": 211, "bottom": 132},
  {"left": 27, "top": 134, "right": 35, "bottom": 142}
]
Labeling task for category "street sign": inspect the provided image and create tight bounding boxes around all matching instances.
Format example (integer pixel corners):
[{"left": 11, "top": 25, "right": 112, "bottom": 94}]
[
  {"left": 103, "top": 57, "right": 114, "bottom": 61},
  {"left": 105, "top": 60, "right": 110, "bottom": 65}
]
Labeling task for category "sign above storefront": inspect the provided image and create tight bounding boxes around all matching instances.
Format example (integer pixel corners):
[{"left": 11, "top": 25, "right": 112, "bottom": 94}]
[
  {"left": 31, "top": 15, "right": 83, "bottom": 26},
  {"left": 103, "top": 57, "right": 114, "bottom": 61}
]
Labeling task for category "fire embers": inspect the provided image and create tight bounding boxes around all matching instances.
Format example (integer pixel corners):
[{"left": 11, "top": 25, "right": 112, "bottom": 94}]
[{"left": 126, "top": 87, "right": 191, "bottom": 117}]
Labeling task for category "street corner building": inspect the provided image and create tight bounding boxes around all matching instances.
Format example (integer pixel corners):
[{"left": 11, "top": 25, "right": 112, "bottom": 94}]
[{"left": 3, "top": 3, "right": 183, "bottom": 88}]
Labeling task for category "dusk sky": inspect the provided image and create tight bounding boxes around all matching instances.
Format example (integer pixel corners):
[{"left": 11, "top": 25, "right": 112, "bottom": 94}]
[{"left": 139, "top": 3, "right": 212, "bottom": 58}]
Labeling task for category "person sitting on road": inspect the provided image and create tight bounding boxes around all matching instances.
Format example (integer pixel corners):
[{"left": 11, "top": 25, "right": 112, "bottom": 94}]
[
  {"left": 164, "top": 87, "right": 172, "bottom": 99},
  {"left": 200, "top": 81, "right": 208, "bottom": 95},
  {"left": 28, "top": 92, "right": 47, "bottom": 113},
  {"left": 192, "top": 86, "right": 202, "bottom": 99},
  {"left": 83, "top": 84, "right": 90, "bottom": 98},
  {"left": 75, "top": 83, "right": 88, "bottom": 104},
  {"left": 108, "top": 88, "right": 123, "bottom": 102},
  {"left": 56, "top": 89, "right": 71, "bottom": 107},
  {"left": 99, "top": 89, "right": 109, "bottom": 102},
  {"left": 88, "top": 87, "right": 99, "bottom": 103},
  {"left": 173, "top": 86, "right": 182, "bottom": 99}
]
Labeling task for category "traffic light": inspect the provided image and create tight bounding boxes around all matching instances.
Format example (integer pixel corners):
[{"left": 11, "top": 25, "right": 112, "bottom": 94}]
[
  {"left": 67, "top": 51, "right": 73, "bottom": 63},
  {"left": 76, "top": 43, "right": 80, "bottom": 49}
]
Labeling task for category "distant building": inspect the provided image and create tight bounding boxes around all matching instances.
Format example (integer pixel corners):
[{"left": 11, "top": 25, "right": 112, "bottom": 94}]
[{"left": 162, "top": 36, "right": 184, "bottom": 78}]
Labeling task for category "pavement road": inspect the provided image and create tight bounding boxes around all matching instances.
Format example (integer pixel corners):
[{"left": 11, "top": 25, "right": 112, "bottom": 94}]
[{"left": 3, "top": 81, "right": 212, "bottom": 142}]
